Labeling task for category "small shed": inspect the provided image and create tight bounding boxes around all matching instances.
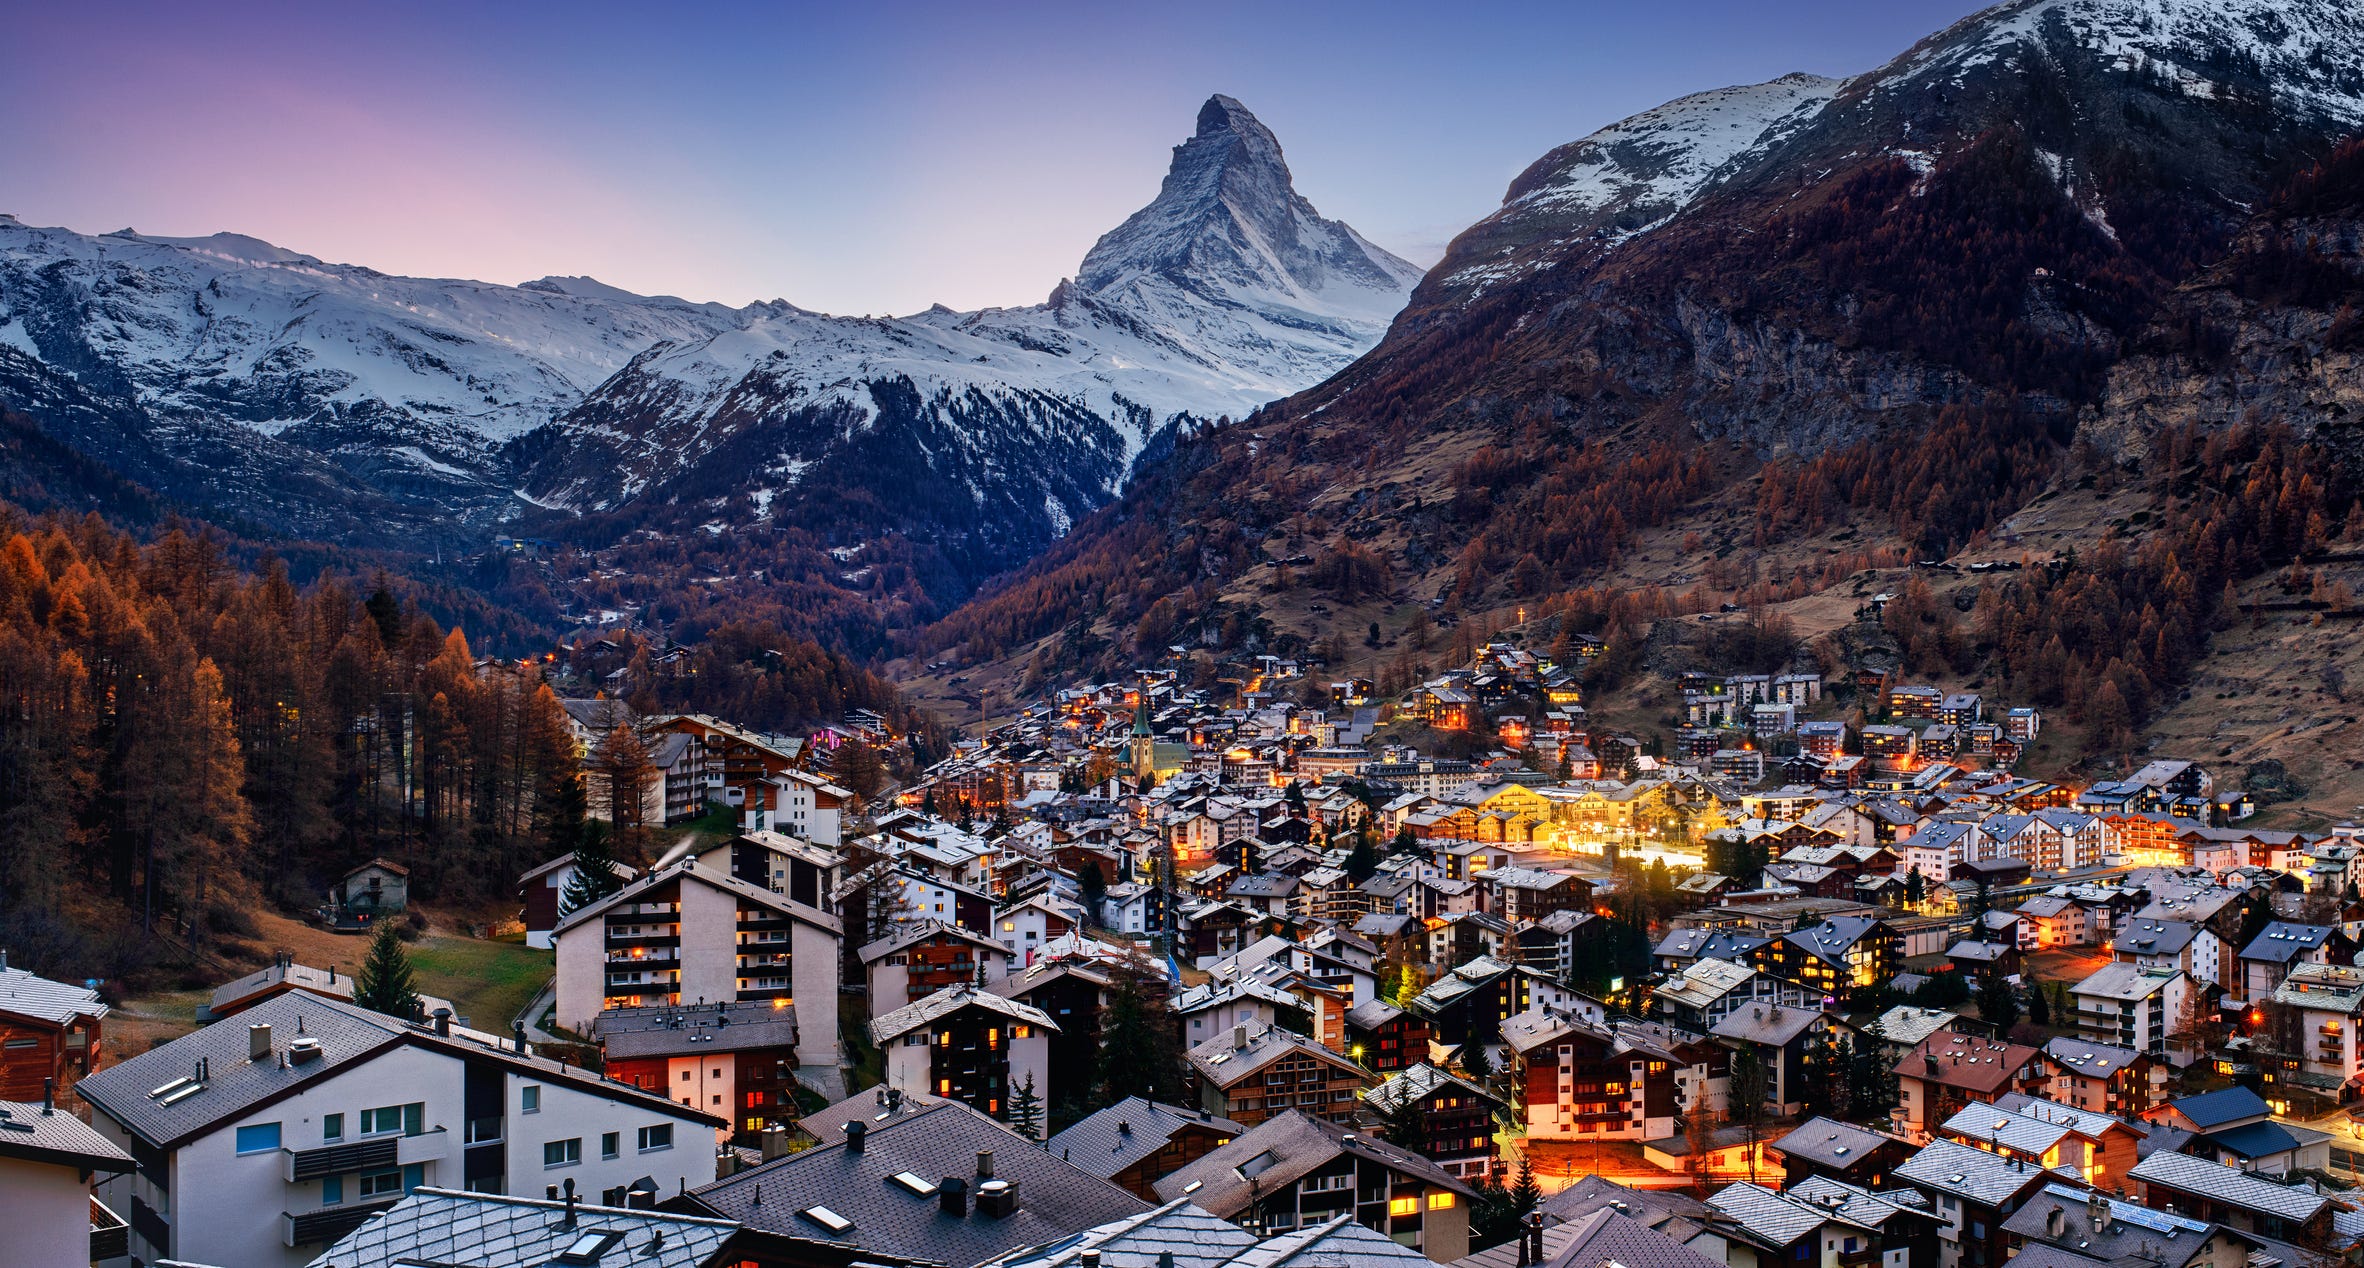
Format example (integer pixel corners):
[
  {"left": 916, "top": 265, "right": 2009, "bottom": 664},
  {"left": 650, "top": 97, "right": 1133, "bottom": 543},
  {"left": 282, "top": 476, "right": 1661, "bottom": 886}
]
[{"left": 337, "top": 858, "right": 410, "bottom": 915}]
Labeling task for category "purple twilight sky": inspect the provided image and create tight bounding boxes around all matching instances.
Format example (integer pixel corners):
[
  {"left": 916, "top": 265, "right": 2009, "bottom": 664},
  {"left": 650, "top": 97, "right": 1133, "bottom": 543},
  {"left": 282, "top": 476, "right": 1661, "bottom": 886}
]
[{"left": 5, "top": 0, "right": 1991, "bottom": 314}]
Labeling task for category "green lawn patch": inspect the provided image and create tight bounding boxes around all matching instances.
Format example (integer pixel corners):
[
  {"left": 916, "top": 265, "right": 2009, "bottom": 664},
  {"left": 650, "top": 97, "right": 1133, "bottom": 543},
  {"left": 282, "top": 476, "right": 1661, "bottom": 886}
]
[{"left": 406, "top": 934, "right": 551, "bottom": 1032}]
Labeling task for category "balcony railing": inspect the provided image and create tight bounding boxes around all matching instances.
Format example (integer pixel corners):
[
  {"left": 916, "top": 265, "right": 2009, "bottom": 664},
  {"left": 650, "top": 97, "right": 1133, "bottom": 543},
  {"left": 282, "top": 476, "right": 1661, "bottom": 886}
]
[
  {"left": 284, "top": 1198, "right": 402, "bottom": 1247},
  {"left": 285, "top": 1136, "right": 399, "bottom": 1182},
  {"left": 90, "top": 1197, "right": 129, "bottom": 1262}
]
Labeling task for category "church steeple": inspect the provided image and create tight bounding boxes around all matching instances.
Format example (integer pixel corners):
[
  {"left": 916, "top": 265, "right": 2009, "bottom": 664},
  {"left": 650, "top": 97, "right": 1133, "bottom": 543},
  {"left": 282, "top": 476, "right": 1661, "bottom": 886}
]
[{"left": 1128, "top": 707, "right": 1156, "bottom": 785}]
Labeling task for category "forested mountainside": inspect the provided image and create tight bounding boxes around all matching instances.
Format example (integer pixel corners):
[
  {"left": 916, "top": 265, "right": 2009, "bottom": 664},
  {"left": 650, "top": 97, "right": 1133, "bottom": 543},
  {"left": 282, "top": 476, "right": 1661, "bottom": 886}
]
[
  {"left": 0, "top": 97, "right": 1415, "bottom": 653},
  {"left": 0, "top": 502, "right": 923, "bottom": 980},
  {"left": 916, "top": 0, "right": 2364, "bottom": 772}
]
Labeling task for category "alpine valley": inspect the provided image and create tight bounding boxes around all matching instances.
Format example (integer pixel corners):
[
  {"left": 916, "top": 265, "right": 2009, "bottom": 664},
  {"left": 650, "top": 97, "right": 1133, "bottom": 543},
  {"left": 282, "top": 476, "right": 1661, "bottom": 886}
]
[{"left": 914, "top": 0, "right": 2364, "bottom": 808}]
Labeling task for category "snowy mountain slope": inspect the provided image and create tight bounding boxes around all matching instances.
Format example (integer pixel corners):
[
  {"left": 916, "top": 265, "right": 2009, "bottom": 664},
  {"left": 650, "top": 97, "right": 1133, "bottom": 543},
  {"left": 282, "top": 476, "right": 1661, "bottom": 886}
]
[
  {"left": 514, "top": 95, "right": 1420, "bottom": 524},
  {"left": 0, "top": 95, "right": 1414, "bottom": 575},
  {"left": 0, "top": 216, "right": 744, "bottom": 468},
  {"left": 1419, "top": 73, "right": 1844, "bottom": 308}
]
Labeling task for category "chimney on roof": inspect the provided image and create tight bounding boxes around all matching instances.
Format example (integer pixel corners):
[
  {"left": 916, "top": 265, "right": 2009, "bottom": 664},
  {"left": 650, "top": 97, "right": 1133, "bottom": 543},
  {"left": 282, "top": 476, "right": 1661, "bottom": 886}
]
[
  {"left": 560, "top": 1178, "right": 579, "bottom": 1230},
  {"left": 977, "top": 1150, "right": 994, "bottom": 1178},
  {"left": 1234, "top": 1025, "right": 1248, "bottom": 1051},
  {"left": 940, "top": 1175, "right": 969, "bottom": 1217},
  {"left": 249, "top": 1023, "right": 272, "bottom": 1063},
  {"left": 845, "top": 1121, "right": 867, "bottom": 1153},
  {"left": 40, "top": 1078, "right": 53, "bottom": 1116},
  {"left": 977, "top": 1178, "right": 1018, "bottom": 1218},
  {"left": 513, "top": 1022, "right": 528, "bottom": 1053},
  {"left": 433, "top": 1008, "right": 451, "bottom": 1038}
]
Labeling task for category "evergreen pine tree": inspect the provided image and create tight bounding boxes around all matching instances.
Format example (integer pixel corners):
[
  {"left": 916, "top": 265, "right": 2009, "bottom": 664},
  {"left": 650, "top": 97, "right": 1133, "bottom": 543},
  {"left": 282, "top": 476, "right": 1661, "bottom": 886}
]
[
  {"left": 1977, "top": 973, "right": 2021, "bottom": 1032},
  {"left": 542, "top": 765, "right": 590, "bottom": 860},
  {"left": 1346, "top": 832, "right": 1380, "bottom": 883},
  {"left": 2029, "top": 980, "right": 2050, "bottom": 1027},
  {"left": 560, "top": 822, "right": 625, "bottom": 915},
  {"left": 1378, "top": 1086, "right": 1428, "bottom": 1152},
  {"left": 1008, "top": 1073, "right": 1044, "bottom": 1141},
  {"left": 1509, "top": 1159, "right": 1540, "bottom": 1221},
  {"left": 1097, "top": 956, "right": 1183, "bottom": 1104},
  {"left": 353, "top": 921, "right": 422, "bottom": 1020}
]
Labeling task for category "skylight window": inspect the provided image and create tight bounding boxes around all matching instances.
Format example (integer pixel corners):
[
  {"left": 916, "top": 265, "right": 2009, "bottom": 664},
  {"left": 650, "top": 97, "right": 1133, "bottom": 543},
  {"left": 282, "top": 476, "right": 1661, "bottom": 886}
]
[
  {"left": 800, "top": 1205, "right": 854, "bottom": 1234},
  {"left": 890, "top": 1172, "right": 937, "bottom": 1196},
  {"left": 556, "top": 1231, "right": 623, "bottom": 1264}
]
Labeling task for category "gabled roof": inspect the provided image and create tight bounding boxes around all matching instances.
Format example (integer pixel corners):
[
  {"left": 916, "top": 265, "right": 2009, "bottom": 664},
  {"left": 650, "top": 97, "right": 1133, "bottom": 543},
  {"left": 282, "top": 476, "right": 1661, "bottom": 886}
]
[
  {"left": 1942, "top": 1103, "right": 2071, "bottom": 1155},
  {"left": 306, "top": 1186, "right": 742, "bottom": 1268},
  {"left": 977, "top": 1196, "right": 1252, "bottom": 1268},
  {"left": 555, "top": 859, "right": 841, "bottom": 937},
  {"left": 2240, "top": 922, "right": 2336, "bottom": 965},
  {"left": 1868, "top": 1006, "right": 1958, "bottom": 1048},
  {"left": 2002, "top": 1182, "right": 2228, "bottom": 1268},
  {"left": 2129, "top": 1150, "right": 2328, "bottom": 1223},
  {"left": 1220, "top": 1214, "right": 1429, "bottom": 1268},
  {"left": 2165, "top": 1085, "right": 2270, "bottom": 1129},
  {"left": 2071, "top": 962, "right": 2183, "bottom": 1004},
  {"left": 1706, "top": 1183, "right": 1831, "bottom": 1248},
  {"left": 1710, "top": 1002, "right": 1826, "bottom": 1047},
  {"left": 1186, "top": 1024, "right": 1364, "bottom": 1090},
  {"left": 1045, "top": 1098, "right": 1245, "bottom": 1185},
  {"left": 859, "top": 918, "right": 1011, "bottom": 964},
  {"left": 79, "top": 991, "right": 719, "bottom": 1152},
  {"left": 1151, "top": 1110, "right": 1472, "bottom": 1217},
  {"left": 1769, "top": 1117, "right": 1904, "bottom": 1170},
  {"left": 1364, "top": 1062, "right": 1500, "bottom": 1114},
  {"left": 2038, "top": 1037, "right": 2146, "bottom": 1081},
  {"left": 1893, "top": 1138, "right": 2053, "bottom": 1206},
  {"left": 1540, "top": 1207, "right": 1726, "bottom": 1268},
  {"left": 0, "top": 1098, "right": 131, "bottom": 1173},
  {"left": 0, "top": 963, "right": 107, "bottom": 1027},
  {"left": 693, "top": 1096, "right": 1150, "bottom": 1268},
  {"left": 869, "top": 984, "right": 1059, "bottom": 1044},
  {"left": 2202, "top": 1120, "right": 2305, "bottom": 1160},
  {"left": 2112, "top": 919, "right": 2202, "bottom": 956},
  {"left": 1900, "top": 1033, "right": 2041, "bottom": 1095},
  {"left": 1653, "top": 928, "right": 1769, "bottom": 964},
  {"left": 1652, "top": 958, "right": 1760, "bottom": 1010}
]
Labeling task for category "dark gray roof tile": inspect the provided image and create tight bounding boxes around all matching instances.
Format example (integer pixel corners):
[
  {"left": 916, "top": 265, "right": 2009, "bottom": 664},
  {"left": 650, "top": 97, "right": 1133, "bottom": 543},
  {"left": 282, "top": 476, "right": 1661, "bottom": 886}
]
[{"left": 693, "top": 1098, "right": 1149, "bottom": 1268}]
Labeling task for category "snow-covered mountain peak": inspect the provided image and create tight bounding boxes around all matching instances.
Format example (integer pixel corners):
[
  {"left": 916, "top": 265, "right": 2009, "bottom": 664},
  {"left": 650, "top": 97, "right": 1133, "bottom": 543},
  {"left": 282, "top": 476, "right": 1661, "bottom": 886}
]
[
  {"left": 1424, "top": 72, "right": 1843, "bottom": 304},
  {"left": 1075, "top": 95, "right": 1421, "bottom": 320},
  {"left": 1880, "top": 0, "right": 2364, "bottom": 125}
]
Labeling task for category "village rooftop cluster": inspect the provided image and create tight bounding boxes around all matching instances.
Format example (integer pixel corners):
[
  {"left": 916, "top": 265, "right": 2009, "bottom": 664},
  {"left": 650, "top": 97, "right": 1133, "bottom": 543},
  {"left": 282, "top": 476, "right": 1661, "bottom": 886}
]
[{"left": 8, "top": 633, "right": 2364, "bottom": 1268}]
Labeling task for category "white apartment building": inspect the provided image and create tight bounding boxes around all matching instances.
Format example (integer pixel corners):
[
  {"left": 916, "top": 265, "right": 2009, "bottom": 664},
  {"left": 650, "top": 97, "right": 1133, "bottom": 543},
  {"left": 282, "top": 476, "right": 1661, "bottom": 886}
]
[
  {"left": 0, "top": 1095, "right": 132, "bottom": 1268},
  {"left": 2069, "top": 963, "right": 2194, "bottom": 1066},
  {"left": 551, "top": 859, "right": 843, "bottom": 1087},
  {"left": 2268, "top": 963, "right": 2364, "bottom": 1091},
  {"left": 76, "top": 992, "right": 720, "bottom": 1268}
]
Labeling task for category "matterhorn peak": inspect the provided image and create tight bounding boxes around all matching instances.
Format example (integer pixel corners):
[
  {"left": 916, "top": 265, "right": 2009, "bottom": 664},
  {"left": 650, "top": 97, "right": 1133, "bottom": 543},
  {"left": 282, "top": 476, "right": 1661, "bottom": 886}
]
[{"left": 1075, "top": 94, "right": 1419, "bottom": 313}]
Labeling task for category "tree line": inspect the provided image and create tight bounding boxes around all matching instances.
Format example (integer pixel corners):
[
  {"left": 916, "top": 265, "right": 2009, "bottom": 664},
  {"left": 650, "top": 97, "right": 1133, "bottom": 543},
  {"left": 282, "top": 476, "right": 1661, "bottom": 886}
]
[{"left": 0, "top": 509, "right": 624, "bottom": 983}]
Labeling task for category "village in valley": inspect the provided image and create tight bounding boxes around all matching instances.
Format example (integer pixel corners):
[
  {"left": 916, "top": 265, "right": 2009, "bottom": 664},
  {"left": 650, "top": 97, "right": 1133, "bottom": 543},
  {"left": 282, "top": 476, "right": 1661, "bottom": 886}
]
[{"left": 14, "top": 612, "right": 2364, "bottom": 1268}]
